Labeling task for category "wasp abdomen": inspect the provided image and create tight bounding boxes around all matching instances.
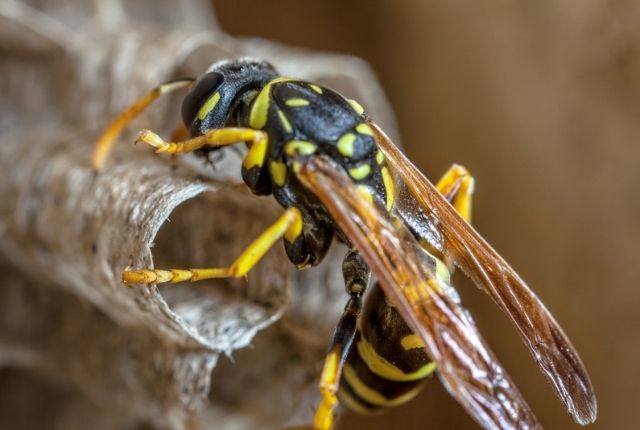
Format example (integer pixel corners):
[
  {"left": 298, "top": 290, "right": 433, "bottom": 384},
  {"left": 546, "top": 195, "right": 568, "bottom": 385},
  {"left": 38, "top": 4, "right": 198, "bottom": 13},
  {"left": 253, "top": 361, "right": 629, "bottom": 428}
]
[{"left": 338, "top": 283, "right": 435, "bottom": 412}]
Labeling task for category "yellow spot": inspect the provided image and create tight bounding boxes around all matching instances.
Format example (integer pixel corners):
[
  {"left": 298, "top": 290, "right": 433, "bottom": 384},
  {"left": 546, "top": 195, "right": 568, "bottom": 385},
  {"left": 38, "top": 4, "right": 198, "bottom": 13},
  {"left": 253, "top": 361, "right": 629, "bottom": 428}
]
[
  {"left": 285, "top": 140, "right": 317, "bottom": 156},
  {"left": 347, "top": 98, "right": 365, "bottom": 115},
  {"left": 249, "top": 77, "right": 294, "bottom": 129},
  {"left": 270, "top": 161, "right": 287, "bottom": 187},
  {"left": 196, "top": 92, "right": 220, "bottom": 120},
  {"left": 349, "top": 164, "right": 371, "bottom": 180},
  {"left": 343, "top": 364, "right": 424, "bottom": 407},
  {"left": 357, "top": 338, "right": 436, "bottom": 382},
  {"left": 355, "top": 123, "right": 373, "bottom": 136},
  {"left": 309, "top": 83, "right": 323, "bottom": 94},
  {"left": 357, "top": 185, "right": 374, "bottom": 204},
  {"left": 242, "top": 136, "right": 268, "bottom": 169},
  {"left": 284, "top": 211, "right": 303, "bottom": 243},
  {"left": 381, "top": 167, "right": 395, "bottom": 210},
  {"left": 400, "top": 334, "right": 425, "bottom": 351},
  {"left": 285, "top": 98, "right": 310, "bottom": 107},
  {"left": 337, "top": 133, "right": 356, "bottom": 157},
  {"left": 376, "top": 150, "right": 384, "bottom": 165},
  {"left": 277, "top": 109, "right": 292, "bottom": 133}
]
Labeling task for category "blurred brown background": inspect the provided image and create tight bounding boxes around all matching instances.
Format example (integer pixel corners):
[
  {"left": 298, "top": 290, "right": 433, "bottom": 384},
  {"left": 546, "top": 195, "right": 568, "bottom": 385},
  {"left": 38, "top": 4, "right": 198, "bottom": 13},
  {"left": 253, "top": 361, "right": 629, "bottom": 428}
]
[{"left": 214, "top": 1, "right": 639, "bottom": 429}]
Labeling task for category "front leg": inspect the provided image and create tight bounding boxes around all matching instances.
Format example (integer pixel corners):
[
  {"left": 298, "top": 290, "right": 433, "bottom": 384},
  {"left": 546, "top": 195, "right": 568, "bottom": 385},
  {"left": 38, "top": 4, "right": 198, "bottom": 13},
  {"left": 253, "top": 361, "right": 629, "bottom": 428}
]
[{"left": 136, "top": 127, "right": 266, "bottom": 156}]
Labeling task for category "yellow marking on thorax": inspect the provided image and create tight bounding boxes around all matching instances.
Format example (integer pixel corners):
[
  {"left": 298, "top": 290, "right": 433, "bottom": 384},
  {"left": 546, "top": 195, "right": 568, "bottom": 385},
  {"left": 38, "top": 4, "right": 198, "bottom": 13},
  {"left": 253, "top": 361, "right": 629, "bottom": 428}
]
[
  {"left": 376, "top": 150, "right": 384, "bottom": 165},
  {"left": 285, "top": 140, "right": 317, "bottom": 156},
  {"left": 356, "top": 123, "right": 374, "bottom": 136},
  {"left": 343, "top": 364, "right": 424, "bottom": 407},
  {"left": 400, "top": 334, "right": 425, "bottom": 351},
  {"left": 337, "top": 133, "right": 356, "bottom": 157},
  {"left": 249, "top": 77, "right": 295, "bottom": 129},
  {"left": 269, "top": 160, "right": 287, "bottom": 187},
  {"left": 197, "top": 92, "right": 221, "bottom": 120},
  {"left": 285, "top": 98, "right": 310, "bottom": 107},
  {"left": 277, "top": 110, "right": 292, "bottom": 133},
  {"left": 349, "top": 164, "right": 371, "bottom": 180},
  {"left": 357, "top": 338, "right": 436, "bottom": 382},
  {"left": 309, "top": 83, "right": 323, "bottom": 94},
  {"left": 347, "top": 98, "right": 365, "bottom": 115},
  {"left": 381, "top": 167, "right": 395, "bottom": 210}
]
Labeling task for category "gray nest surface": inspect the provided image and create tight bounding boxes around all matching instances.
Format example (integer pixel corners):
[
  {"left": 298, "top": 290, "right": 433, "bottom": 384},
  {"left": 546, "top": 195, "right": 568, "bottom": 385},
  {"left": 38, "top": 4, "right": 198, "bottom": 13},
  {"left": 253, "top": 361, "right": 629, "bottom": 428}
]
[{"left": 0, "top": 1, "right": 398, "bottom": 429}]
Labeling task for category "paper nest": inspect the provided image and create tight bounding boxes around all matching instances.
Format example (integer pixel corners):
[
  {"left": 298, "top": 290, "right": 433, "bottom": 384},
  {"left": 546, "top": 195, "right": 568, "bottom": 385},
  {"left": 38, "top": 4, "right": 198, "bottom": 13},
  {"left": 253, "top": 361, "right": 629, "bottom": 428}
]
[{"left": 0, "top": 1, "right": 398, "bottom": 429}]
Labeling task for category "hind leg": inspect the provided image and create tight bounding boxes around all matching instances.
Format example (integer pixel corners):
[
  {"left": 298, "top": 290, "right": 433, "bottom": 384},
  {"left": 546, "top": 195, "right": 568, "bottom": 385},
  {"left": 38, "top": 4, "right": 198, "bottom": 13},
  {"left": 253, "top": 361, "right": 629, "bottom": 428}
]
[{"left": 312, "top": 250, "right": 369, "bottom": 430}]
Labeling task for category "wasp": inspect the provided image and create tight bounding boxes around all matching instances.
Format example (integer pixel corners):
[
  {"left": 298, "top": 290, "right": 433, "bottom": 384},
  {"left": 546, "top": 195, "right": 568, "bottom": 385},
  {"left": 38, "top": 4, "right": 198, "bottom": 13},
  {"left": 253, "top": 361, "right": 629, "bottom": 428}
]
[{"left": 92, "top": 58, "right": 597, "bottom": 430}]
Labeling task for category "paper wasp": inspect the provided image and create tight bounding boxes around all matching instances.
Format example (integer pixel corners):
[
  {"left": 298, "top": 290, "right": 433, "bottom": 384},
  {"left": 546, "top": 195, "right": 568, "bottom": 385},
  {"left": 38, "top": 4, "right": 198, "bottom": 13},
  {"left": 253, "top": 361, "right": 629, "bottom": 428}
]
[{"left": 92, "top": 58, "right": 597, "bottom": 430}]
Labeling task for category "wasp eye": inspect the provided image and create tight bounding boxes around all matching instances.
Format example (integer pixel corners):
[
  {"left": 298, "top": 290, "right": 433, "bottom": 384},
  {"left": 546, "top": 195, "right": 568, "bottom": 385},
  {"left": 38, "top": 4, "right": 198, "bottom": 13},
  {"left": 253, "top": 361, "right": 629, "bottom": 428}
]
[{"left": 181, "top": 72, "right": 224, "bottom": 127}]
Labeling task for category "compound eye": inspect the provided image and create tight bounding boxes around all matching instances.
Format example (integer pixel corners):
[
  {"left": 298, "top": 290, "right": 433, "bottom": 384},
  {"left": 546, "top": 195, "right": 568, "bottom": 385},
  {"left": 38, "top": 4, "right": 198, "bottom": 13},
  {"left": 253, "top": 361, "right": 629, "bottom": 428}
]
[{"left": 181, "top": 72, "right": 224, "bottom": 127}]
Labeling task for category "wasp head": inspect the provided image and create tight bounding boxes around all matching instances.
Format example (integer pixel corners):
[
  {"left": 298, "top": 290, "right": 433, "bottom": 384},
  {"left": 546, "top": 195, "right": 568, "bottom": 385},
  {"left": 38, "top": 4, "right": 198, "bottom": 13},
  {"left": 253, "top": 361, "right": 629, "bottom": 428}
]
[{"left": 181, "top": 58, "right": 278, "bottom": 136}]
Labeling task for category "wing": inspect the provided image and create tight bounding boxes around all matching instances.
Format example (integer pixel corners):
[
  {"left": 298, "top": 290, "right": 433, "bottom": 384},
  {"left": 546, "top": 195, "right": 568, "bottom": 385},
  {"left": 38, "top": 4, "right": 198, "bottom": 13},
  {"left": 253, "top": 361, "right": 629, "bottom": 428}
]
[
  {"left": 296, "top": 155, "right": 542, "bottom": 430},
  {"left": 367, "top": 119, "right": 597, "bottom": 425}
]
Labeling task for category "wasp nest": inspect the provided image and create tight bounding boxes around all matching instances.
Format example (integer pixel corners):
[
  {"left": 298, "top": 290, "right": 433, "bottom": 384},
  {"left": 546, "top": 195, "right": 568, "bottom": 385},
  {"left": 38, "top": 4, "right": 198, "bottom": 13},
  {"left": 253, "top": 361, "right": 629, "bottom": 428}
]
[{"left": 0, "top": 1, "right": 397, "bottom": 429}]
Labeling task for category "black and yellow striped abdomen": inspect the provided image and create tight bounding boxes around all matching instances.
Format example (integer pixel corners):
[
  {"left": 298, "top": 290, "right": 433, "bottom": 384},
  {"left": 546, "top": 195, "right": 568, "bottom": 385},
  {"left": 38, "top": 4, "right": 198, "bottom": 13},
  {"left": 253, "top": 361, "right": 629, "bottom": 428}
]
[{"left": 338, "top": 282, "right": 436, "bottom": 413}]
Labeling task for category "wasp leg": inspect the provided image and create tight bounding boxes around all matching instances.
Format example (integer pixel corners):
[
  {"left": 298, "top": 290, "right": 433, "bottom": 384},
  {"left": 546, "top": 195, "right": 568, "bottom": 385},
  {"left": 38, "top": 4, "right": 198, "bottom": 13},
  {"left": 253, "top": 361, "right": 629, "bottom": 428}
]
[
  {"left": 435, "top": 164, "right": 475, "bottom": 224},
  {"left": 135, "top": 127, "right": 267, "bottom": 156},
  {"left": 122, "top": 207, "right": 302, "bottom": 284},
  {"left": 92, "top": 79, "right": 194, "bottom": 170},
  {"left": 313, "top": 250, "right": 370, "bottom": 430}
]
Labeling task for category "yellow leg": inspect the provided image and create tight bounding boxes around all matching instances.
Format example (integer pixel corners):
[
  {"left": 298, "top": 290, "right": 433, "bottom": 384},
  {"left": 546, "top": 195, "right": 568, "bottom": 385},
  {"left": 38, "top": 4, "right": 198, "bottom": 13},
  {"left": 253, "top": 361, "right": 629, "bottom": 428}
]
[
  {"left": 122, "top": 207, "right": 303, "bottom": 285},
  {"left": 314, "top": 350, "right": 341, "bottom": 430},
  {"left": 435, "top": 163, "right": 475, "bottom": 223},
  {"left": 92, "top": 79, "right": 194, "bottom": 170},
  {"left": 136, "top": 127, "right": 267, "bottom": 156},
  {"left": 312, "top": 293, "right": 362, "bottom": 430}
]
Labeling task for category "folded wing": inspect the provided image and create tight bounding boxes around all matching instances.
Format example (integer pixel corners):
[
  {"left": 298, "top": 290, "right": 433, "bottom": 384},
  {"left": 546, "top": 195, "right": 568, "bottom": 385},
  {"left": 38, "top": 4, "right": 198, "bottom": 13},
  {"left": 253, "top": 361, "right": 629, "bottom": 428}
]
[
  {"left": 297, "top": 155, "right": 541, "bottom": 430},
  {"left": 369, "top": 120, "right": 597, "bottom": 425}
]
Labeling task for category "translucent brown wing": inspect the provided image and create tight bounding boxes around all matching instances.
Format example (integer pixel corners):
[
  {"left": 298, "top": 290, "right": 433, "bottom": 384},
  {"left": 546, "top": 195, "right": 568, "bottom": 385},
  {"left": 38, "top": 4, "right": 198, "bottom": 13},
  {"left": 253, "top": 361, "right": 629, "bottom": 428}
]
[
  {"left": 367, "top": 120, "right": 597, "bottom": 425},
  {"left": 296, "top": 155, "right": 542, "bottom": 430}
]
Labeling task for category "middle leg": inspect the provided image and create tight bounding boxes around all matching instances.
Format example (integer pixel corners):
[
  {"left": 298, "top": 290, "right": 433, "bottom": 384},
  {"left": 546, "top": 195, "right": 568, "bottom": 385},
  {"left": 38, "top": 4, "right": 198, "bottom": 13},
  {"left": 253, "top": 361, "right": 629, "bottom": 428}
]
[{"left": 122, "top": 206, "right": 302, "bottom": 285}]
